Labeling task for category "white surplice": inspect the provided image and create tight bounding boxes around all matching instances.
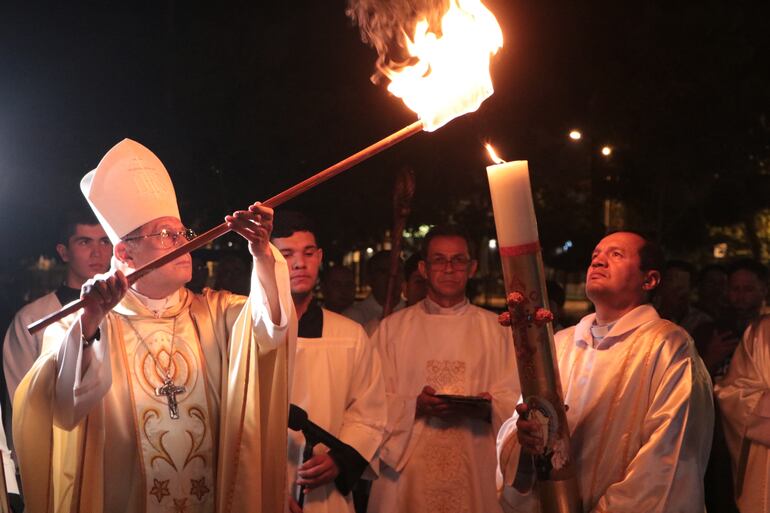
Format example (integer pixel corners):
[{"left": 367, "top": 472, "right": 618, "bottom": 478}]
[
  {"left": 715, "top": 315, "right": 770, "bottom": 513},
  {"left": 497, "top": 304, "right": 714, "bottom": 513},
  {"left": 13, "top": 245, "right": 295, "bottom": 513},
  {"left": 288, "top": 308, "right": 387, "bottom": 513},
  {"left": 3, "top": 291, "right": 62, "bottom": 400},
  {"left": 2, "top": 290, "right": 64, "bottom": 496},
  {"left": 368, "top": 298, "right": 520, "bottom": 513},
  {"left": 0, "top": 408, "right": 17, "bottom": 494}
]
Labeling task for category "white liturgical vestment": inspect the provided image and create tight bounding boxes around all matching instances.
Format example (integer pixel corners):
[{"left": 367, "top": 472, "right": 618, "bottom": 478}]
[
  {"left": 4, "top": 291, "right": 64, "bottom": 400},
  {"left": 288, "top": 307, "right": 386, "bottom": 513},
  {"left": 368, "top": 298, "right": 520, "bottom": 513},
  {"left": 715, "top": 315, "right": 770, "bottom": 513},
  {"left": 497, "top": 304, "right": 714, "bottom": 513},
  {"left": 13, "top": 246, "right": 295, "bottom": 513}
]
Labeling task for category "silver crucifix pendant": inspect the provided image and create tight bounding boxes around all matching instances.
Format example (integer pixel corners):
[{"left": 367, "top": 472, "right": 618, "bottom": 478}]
[{"left": 155, "top": 377, "right": 187, "bottom": 419}]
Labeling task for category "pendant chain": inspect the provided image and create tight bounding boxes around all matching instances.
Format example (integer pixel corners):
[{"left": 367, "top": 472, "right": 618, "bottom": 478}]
[{"left": 122, "top": 314, "right": 178, "bottom": 383}]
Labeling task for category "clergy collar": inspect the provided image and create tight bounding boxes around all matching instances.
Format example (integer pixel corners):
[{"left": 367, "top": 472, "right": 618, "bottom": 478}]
[
  {"left": 298, "top": 299, "right": 323, "bottom": 338},
  {"left": 126, "top": 287, "right": 181, "bottom": 317},
  {"left": 55, "top": 284, "right": 81, "bottom": 306},
  {"left": 589, "top": 321, "right": 617, "bottom": 343},
  {"left": 421, "top": 296, "right": 470, "bottom": 315},
  {"left": 574, "top": 304, "right": 660, "bottom": 350}
]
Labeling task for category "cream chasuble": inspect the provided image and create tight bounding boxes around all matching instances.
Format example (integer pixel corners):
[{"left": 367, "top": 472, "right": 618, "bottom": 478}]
[
  {"left": 119, "top": 298, "right": 216, "bottom": 513},
  {"left": 13, "top": 246, "right": 295, "bottom": 513},
  {"left": 715, "top": 316, "right": 770, "bottom": 513},
  {"left": 368, "top": 298, "right": 520, "bottom": 513},
  {"left": 288, "top": 307, "right": 387, "bottom": 513},
  {"left": 497, "top": 305, "right": 714, "bottom": 513}
]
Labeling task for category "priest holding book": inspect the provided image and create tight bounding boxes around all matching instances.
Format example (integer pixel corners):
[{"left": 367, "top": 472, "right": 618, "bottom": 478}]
[{"left": 367, "top": 225, "right": 519, "bottom": 513}]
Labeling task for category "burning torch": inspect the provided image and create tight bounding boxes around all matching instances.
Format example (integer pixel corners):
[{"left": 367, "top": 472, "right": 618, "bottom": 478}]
[{"left": 29, "top": 0, "right": 505, "bottom": 335}]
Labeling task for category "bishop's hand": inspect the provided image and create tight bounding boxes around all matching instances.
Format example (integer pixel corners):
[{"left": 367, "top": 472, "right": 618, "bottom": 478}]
[
  {"left": 80, "top": 270, "right": 129, "bottom": 341},
  {"left": 225, "top": 202, "right": 274, "bottom": 261}
]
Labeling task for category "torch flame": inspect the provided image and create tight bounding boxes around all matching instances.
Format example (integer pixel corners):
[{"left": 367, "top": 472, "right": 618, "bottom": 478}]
[
  {"left": 384, "top": 0, "right": 503, "bottom": 132},
  {"left": 485, "top": 143, "right": 506, "bottom": 164}
]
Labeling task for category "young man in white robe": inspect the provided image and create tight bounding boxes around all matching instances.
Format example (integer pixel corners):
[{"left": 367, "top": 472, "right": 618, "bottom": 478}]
[
  {"left": 367, "top": 225, "right": 520, "bottom": 513},
  {"left": 271, "top": 211, "right": 386, "bottom": 513},
  {"left": 498, "top": 231, "right": 714, "bottom": 513},
  {"left": 3, "top": 209, "right": 112, "bottom": 401},
  {"left": 715, "top": 315, "right": 770, "bottom": 513},
  {"left": 12, "top": 138, "right": 295, "bottom": 513}
]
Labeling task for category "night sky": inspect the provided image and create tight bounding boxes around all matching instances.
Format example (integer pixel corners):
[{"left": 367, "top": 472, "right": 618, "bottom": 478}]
[{"left": 1, "top": 1, "right": 768, "bottom": 268}]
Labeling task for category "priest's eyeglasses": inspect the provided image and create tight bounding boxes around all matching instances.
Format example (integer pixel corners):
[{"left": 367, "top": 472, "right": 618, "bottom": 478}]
[
  {"left": 426, "top": 255, "right": 472, "bottom": 270},
  {"left": 124, "top": 228, "right": 198, "bottom": 249}
]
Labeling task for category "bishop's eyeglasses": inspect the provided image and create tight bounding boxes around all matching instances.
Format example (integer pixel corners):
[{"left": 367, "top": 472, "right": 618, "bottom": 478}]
[{"left": 123, "top": 228, "right": 198, "bottom": 249}]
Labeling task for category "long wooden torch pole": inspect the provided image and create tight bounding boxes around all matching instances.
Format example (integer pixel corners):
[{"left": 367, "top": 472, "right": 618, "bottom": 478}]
[
  {"left": 382, "top": 167, "right": 415, "bottom": 318},
  {"left": 28, "top": 120, "right": 425, "bottom": 334}
]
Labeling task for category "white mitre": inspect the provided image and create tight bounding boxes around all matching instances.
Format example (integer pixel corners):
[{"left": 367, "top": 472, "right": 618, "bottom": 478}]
[{"left": 80, "top": 138, "right": 181, "bottom": 244}]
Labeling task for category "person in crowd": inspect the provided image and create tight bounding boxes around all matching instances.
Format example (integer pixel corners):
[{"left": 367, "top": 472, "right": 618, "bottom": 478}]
[
  {"left": 697, "top": 259, "right": 767, "bottom": 379},
  {"left": 321, "top": 265, "right": 357, "bottom": 314},
  {"left": 716, "top": 313, "right": 770, "bottom": 513},
  {"left": 655, "top": 260, "right": 713, "bottom": 336},
  {"left": 343, "top": 251, "right": 403, "bottom": 328},
  {"left": 3, "top": 209, "right": 112, "bottom": 401},
  {"left": 695, "top": 263, "right": 729, "bottom": 320}
]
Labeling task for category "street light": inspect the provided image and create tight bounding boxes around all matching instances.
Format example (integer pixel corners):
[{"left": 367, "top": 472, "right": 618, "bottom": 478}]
[{"left": 567, "top": 130, "right": 619, "bottom": 233}]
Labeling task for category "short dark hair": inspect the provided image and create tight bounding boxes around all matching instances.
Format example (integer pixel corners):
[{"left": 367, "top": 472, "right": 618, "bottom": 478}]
[
  {"left": 404, "top": 252, "right": 422, "bottom": 281},
  {"left": 609, "top": 230, "right": 664, "bottom": 274},
  {"left": 271, "top": 210, "right": 317, "bottom": 242},
  {"left": 367, "top": 250, "right": 397, "bottom": 275},
  {"left": 663, "top": 260, "right": 695, "bottom": 281},
  {"left": 57, "top": 208, "right": 101, "bottom": 245},
  {"left": 727, "top": 258, "right": 768, "bottom": 284},
  {"left": 697, "top": 263, "right": 727, "bottom": 284},
  {"left": 422, "top": 224, "right": 474, "bottom": 258},
  {"left": 321, "top": 264, "right": 354, "bottom": 284}
]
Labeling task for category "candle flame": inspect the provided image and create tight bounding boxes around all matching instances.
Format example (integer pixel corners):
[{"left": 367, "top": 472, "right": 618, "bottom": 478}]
[
  {"left": 485, "top": 143, "right": 506, "bottom": 164},
  {"left": 383, "top": 1, "right": 503, "bottom": 132}
]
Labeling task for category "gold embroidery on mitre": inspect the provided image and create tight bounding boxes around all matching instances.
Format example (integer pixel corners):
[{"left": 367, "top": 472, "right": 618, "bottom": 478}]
[{"left": 130, "top": 158, "right": 169, "bottom": 200}]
